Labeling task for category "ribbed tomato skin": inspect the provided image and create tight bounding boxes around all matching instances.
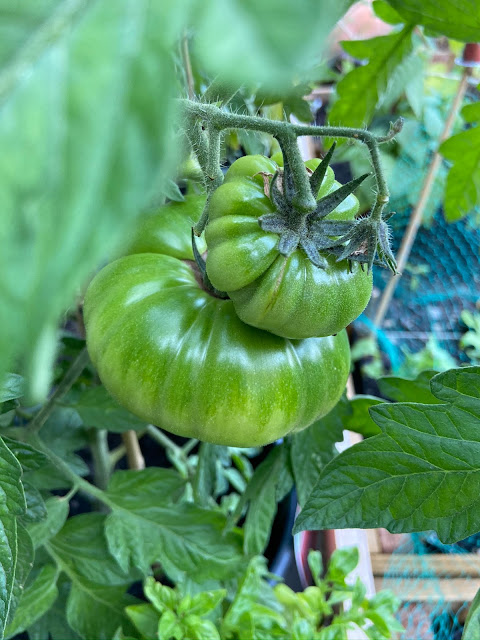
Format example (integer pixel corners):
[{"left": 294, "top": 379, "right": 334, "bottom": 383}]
[
  {"left": 84, "top": 252, "right": 350, "bottom": 447},
  {"left": 205, "top": 155, "right": 372, "bottom": 339}
]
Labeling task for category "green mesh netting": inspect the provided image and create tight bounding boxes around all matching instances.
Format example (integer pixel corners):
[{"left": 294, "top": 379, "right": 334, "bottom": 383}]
[
  {"left": 360, "top": 206, "right": 480, "bottom": 369},
  {"left": 375, "top": 532, "right": 479, "bottom": 640}
]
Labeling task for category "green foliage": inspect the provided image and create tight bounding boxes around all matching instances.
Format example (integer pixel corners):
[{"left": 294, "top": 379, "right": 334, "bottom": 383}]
[
  {"left": 377, "top": 369, "right": 440, "bottom": 403},
  {"left": 440, "top": 123, "right": 480, "bottom": 221},
  {"left": 61, "top": 387, "right": 147, "bottom": 433},
  {"left": 0, "top": 436, "right": 29, "bottom": 636},
  {"left": 0, "top": 375, "right": 24, "bottom": 403},
  {"left": 126, "top": 549, "right": 402, "bottom": 640},
  {"left": 229, "top": 445, "right": 293, "bottom": 554},
  {"left": 4, "top": 565, "right": 59, "bottom": 639},
  {"left": 385, "top": 0, "right": 480, "bottom": 41},
  {"left": 328, "top": 26, "right": 415, "bottom": 130},
  {"left": 293, "top": 367, "right": 480, "bottom": 544},
  {"left": 463, "top": 586, "right": 480, "bottom": 640},
  {"left": 192, "top": 0, "right": 355, "bottom": 90},
  {"left": 289, "top": 399, "right": 348, "bottom": 507},
  {"left": 372, "top": 0, "right": 403, "bottom": 24},
  {"left": 460, "top": 310, "right": 480, "bottom": 363},
  {"left": 397, "top": 337, "right": 457, "bottom": 377},
  {"left": 0, "top": 1, "right": 181, "bottom": 400},
  {"left": 104, "top": 468, "right": 244, "bottom": 580}
]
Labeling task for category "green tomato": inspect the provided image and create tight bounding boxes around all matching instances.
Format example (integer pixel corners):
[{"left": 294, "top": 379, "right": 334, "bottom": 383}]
[
  {"left": 124, "top": 194, "right": 207, "bottom": 260},
  {"left": 84, "top": 204, "right": 350, "bottom": 447},
  {"left": 205, "top": 155, "right": 372, "bottom": 339}
]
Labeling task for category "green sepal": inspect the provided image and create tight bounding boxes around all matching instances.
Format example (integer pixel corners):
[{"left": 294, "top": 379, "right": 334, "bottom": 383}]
[
  {"left": 309, "top": 142, "right": 336, "bottom": 197},
  {"left": 278, "top": 229, "right": 300, "bottom": 256},
  {"left": 311, "top": 173, "right": 370, "bottom": 221}
]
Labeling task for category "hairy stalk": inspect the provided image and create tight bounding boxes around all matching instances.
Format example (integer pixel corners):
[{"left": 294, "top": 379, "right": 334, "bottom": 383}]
[
  {"left": 27, "top": 347, "right": 90, "bottom": 435},
  {"left": 188, "top": 120, "right": 209, "bottom": 177},
  {"left": 276, "top": 128, "right": 317, "bottom": 215},
  {"left": 179, "top": 99, "right": 399, "bottom": 231},
  {"left": 205, "top": 123, "right": 224, "bottom": 190}
]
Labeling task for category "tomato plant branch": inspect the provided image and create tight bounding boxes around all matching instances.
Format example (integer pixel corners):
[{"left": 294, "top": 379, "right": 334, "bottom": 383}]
[
  {"left": 29, "top": 432, "right": 113, "bottom": 507},
  {"left": 182, "top": 438, "right": 199, "bottom": 455},
  {"left": 146, "top": 424, "right": 190, "bottom": 477},
  {"left": 90, "top": 429, "right": 110, "bottom": 490},
  {"left": 277, "top": 127, "right": 317, "bottom": 215},
  {"left": 27, "top": 347, "right": 90, "bottom": 435},
  {"left": 180, "top": 99, "right": 402, "bottom": 270}
]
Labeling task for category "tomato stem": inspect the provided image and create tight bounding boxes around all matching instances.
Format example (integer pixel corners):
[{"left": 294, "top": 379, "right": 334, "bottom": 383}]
[{"left": 180, "top": 99, "right": 402, "bottom": 271}]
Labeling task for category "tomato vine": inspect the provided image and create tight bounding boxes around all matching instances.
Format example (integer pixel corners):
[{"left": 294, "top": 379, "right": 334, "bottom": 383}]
[{"left": 180, "top": 99, "right": 403, "bottom": 272}]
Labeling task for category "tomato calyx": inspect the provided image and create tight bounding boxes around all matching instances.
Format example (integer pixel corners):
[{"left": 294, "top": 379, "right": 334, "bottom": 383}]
[
  {"left": 258, "top": 159, "right": 370, "bottom": 269},
  {"left": 326, "top": 211, "right": 397, "bottom": 273}
]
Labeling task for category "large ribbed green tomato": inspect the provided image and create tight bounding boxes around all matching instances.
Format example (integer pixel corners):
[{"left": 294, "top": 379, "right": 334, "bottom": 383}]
[
  {"left": 84, "top": 197, "right": 351, "bottom": 447},
  {"left": 205, "top": 155, "right": 373, "bottom": 339}
]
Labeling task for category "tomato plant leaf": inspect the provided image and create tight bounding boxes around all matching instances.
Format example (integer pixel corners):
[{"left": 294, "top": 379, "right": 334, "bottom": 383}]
[
  {"left": 1, "top": 439, "right": 48, "bottom": 473},
  {"left": 193, "top": 0, "right": 354, "bottom": 90},
  {"left": 230, "top": 445, "right": 293, "bottom": 555},
  {"left": 4, "top": 564, "right": 58, "bottom": 639},
  {"left": 66, "top": 581, "right": 135, "bottom": 640},
  {"left": 4, "top": 524, "right": 34, "bottom": 637},
  {"left": 461, "top": 102, "right": 480, "bottom": 124},
  {"left": 385, "top": 0, "right": 480, "bottom": 41},
  {"left": 345, "top": 397, "right": 383, "bottom": 438},
  {"left": 21, "top": 483, "right": 47, "bottom": 524},
  {"left": 0, "top": 0, "right": 182, "bottom": 398},
  {"left": 193, "top": 443, "right": 221, "bottom": 506},
  {"left": 290, "top": 399, "right": 347, "bottom": 507},
  {"left": 462, "top": 586, "right": 480, "bottom": 640},
  {"left": 26, "top": 577, "right": 80, "bottom": 640},
  {"left": 24, "top": 408, "right": 89, "bottom": 491},
  {"left": 27, "top": 497, "right": 69, "bottom": 550},
  {"left": 293, "top": 367, "right": 480, "bottom": 544},
  {"left": 49, "top": 514, "right": 133, "bottom": 587},
  {"left": 125, "top": 603, "right": 159, "bottom": 640},
  {"left": 63, "top": 387, "right": 146, "bottom": 433},
  {"left": 47, "top": 513, "right": 137, "bottom": 639},
  {"left": 0, "top": 436, "right": 26, "bottom": 516},
  {"left": 0, "top": 429, "right": 36, "bottom": 634},
  {"left": 328, "top": 26, "right": 415, "bottom": 129},
  {"left": 103, "top": 469, "right": 243, "bottom": 580},
  {"left": 372, "top": 0, "right": 403, "bottom": 24},
  {"left": 0, "top": 375, "right": 24, "bottom": 404},
  {"left": 377, "top": 370, "right": 440, "bottom": 403},
  {"left": 440, "top": 125, "right": 480, "bottom": 221}
]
